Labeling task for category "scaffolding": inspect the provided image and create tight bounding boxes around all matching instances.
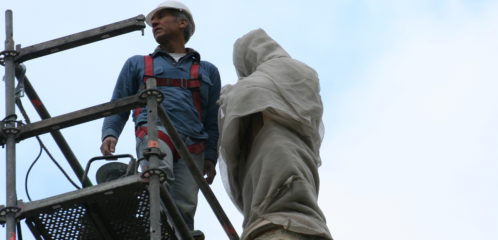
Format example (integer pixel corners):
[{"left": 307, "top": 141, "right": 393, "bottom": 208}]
[{"left": 0, "top": 10, "right": 239, "bottom": 240}]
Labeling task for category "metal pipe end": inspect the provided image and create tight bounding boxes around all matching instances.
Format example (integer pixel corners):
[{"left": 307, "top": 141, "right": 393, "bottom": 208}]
[{"left": 6, "top": 9, "right": 13, "bottom": 19}]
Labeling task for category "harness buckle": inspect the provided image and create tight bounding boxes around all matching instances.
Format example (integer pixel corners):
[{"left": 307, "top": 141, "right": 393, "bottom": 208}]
[
  {"left": 143, "top": 75, "right": 155, "bottom": 83},
  {"left": 181, "top": 79, "right": 188, "bottom": 89}
]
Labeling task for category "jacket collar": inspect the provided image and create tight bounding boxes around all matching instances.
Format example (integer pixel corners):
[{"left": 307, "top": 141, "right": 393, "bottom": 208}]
[{"left": 151, "top": 47, "right": 200, "bottom": 62}]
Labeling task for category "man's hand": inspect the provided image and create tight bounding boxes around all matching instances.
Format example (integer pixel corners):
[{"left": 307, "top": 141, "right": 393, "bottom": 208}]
[
  {"left": 100, "top": 136, "right": 117, "bottom": 156},
  {"left": 203, "top": 159, "right": 216, "bottom": 184}
]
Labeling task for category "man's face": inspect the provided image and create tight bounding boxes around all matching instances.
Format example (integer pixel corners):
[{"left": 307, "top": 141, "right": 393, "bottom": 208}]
[{"left": 150, "top": 9, "right": 187, "bottom": 43}]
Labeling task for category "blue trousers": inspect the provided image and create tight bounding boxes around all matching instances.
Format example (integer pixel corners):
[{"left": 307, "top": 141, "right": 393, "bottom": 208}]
[{"left": 136, "top": 125, "right": 204, "bottom": 230}]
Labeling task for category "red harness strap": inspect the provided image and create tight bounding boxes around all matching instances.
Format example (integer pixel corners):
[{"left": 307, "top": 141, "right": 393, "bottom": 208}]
[
  {"left": 134, "top": 55, "right": 204, "bottom": 160},
  {"left": 145, "top": 54, "right": 154, "bottom": 80},
  {"left": 190, "top": 63, "right": 202, "bottom": 120},
  {"left": 133, "top": 55, "right": 154, "bottom": 117},
  {"left": 135, "top": 126, "right": 204, "bottom": 161},
  {"left": 133, "top": 55, "right": 202, "bottom": 119}
]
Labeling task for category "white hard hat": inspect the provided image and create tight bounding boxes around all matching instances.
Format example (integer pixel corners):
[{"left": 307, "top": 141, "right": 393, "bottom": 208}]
[{"left": 145, "top": 1, "right": 195, "bottom": 34}]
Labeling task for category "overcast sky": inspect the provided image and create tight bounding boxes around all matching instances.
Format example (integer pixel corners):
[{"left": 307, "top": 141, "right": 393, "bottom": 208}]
[{"left": 1, "top": 0, "right": 498, "bottom": 239}]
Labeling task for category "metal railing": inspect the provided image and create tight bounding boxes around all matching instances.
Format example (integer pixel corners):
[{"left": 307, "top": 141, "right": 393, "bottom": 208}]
[{"left": 1, "top": 10, "right": 239, "bottom": 240}]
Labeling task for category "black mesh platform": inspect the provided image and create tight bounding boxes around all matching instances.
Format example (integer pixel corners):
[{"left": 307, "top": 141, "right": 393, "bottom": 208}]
[{"left": 20, "top": 175, "right": 175, "bottom": 240}]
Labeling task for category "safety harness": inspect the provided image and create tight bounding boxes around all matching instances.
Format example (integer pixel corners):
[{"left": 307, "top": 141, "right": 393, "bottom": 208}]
[{"left": 135, "top": 55, "right": 204, "bottom": 160}]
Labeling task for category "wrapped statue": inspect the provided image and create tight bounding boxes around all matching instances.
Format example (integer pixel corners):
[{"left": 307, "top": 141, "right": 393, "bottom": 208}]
[{"left": 218, "top": 28, "right": 332, "bottom": 240}]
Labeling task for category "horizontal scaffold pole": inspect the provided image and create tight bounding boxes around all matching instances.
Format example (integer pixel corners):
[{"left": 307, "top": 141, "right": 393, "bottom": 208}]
[
  {"left": 15, "top": 94, "right": 145, "bottom": 142},
  {"left": 15, "top": 15, "right": 145, "bottom": 63}
]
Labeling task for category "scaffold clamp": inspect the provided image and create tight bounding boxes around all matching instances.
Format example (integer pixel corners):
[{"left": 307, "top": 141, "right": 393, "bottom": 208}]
[
  {"left": 0, "top": 50, "right": 19, "bottom": 66},
  {"left": 0, "top": 116, "right": 23, "bottom": 146},
  {"left": 142, "top": 146, "right": 166, "bottom": 159},
  {"left": 0, "top": 206, "right": 21, "bottom": 217},
  {"left": 138, "top": 88, "right": 164, "bottom": 103},
  {"left": 141, "top": 168, "right": 167, "bottom": 183}
]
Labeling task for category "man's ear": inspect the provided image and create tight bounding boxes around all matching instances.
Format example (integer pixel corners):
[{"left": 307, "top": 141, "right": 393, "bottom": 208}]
[{"left": 178, "top": 19, "right": 188, "bottom": 29}]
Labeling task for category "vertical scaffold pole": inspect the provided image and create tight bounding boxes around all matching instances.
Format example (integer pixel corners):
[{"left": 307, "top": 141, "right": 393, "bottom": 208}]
[
  {"left": 4, "top": 9, "right": 18, "bottom": 240},
  {"left": 143, "top": 79, "right": 193, "bottom": 240},
  {"left": 144, "top": 78, "right": 163, "bottom": 240}
]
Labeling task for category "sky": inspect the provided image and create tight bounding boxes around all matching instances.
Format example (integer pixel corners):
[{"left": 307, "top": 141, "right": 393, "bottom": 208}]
[{"left": 1, "top": 0, "right": 498, "bottom": 239}]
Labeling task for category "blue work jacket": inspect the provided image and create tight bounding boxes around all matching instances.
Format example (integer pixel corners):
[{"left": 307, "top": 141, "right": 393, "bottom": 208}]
[{"left": 102, "top": 48, "right": 221, "bottom": 162}]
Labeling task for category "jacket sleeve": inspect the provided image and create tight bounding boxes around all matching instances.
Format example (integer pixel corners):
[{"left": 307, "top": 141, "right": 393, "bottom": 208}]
[
  {"left": 101, "top": 56, "right": 141, "bottom": 141},
  {"left": 203, "top": 63, "right": 221, "bottom": 163}
]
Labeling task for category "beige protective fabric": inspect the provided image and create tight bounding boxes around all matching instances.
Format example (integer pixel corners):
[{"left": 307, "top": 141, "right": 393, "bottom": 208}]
[{"left": 218, "top": 29, "right": 332, "bottom": 240}]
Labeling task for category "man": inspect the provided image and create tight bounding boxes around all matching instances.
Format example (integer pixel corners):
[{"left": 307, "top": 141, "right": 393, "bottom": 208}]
[
  {"left": 100, "top": 0, "right": 220, "bottom": 234},
  {"left": 218, "top": 29, "right": 333, "bottom": 240}
]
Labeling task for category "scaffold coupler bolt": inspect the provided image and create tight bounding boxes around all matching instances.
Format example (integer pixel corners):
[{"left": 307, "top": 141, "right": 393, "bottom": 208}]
[
  {"left": 138, "top": 88, "right": 164, "bottom": 103},
  {"left": 0, "top": 50, "right": 19, "bottom": 66},
  {"left": 0, "top": 206, "right": 21, "bottom": 219},
  {"left": 141, "top": 147, "right": 167, "bottom": 182},
  {"left": 141, "top": 168, "right": 167, "bottom": 183},
  {"left": 0, "top": 115, "right": 22, "bottom": 146}
]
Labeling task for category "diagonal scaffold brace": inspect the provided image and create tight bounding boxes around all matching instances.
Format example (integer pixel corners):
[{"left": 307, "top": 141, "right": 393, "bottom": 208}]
[{"left": 158, "top": 106, "right": 241, "bottom": 240}]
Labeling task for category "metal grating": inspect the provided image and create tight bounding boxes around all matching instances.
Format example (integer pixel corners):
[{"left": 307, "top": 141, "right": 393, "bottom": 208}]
[
  {"left": 30, "top": 205, "right": 96, "bottom": 239},
  {"left": 22, "top": 176, "right": 175, "bottom": 240}
]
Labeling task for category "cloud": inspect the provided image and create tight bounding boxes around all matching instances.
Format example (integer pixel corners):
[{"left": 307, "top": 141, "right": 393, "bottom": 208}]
[{"left": 320, "top": 1, "right": 498, "bottom": 239}]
